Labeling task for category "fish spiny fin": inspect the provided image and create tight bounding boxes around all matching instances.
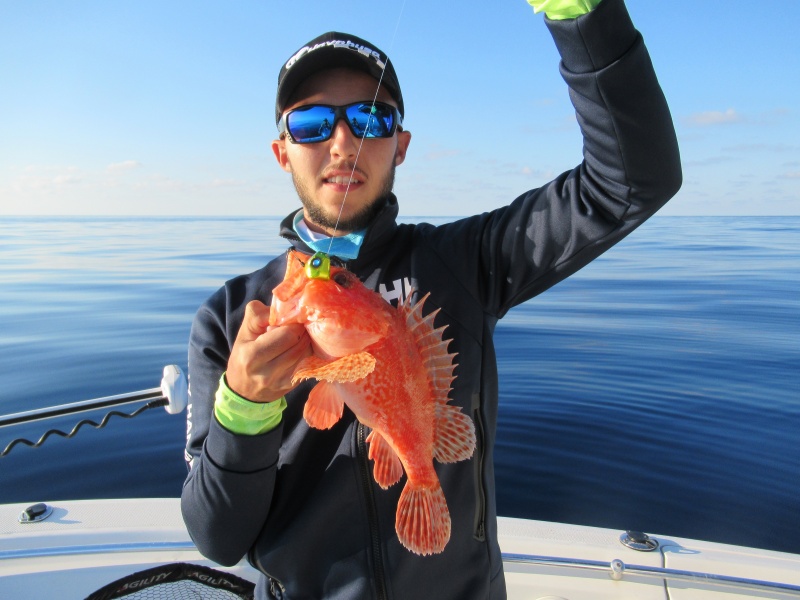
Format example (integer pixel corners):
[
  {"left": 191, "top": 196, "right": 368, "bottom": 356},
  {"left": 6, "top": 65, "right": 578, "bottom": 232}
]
[
  {"left": 303, "top": 383, "right": 345, "bottom": 430},
  {"left": 400, "top": 295, "right": 456, "bottom": 393},
  {"left": 395, "top": 481, "right": 450, "bottom": 555},
  {"left": 400, "top": 291, "right": 475, "bottom": 464},
  {"left": 291, "top": 352, "right": 376, "bottom": 385},
  {"left": 365, "top": 430, "right": 404, "bottom": 489}
]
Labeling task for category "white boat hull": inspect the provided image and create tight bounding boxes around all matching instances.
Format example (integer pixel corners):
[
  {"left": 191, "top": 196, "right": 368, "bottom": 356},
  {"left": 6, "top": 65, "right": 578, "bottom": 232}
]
[{"left": 1, "top": 498, "right": 798, "bottom": 599}]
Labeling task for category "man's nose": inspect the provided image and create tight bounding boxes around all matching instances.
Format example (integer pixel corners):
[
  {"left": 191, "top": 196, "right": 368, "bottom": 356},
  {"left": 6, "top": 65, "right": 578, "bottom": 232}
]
[{"left": 328, "top": 119, "right": 358, "bottom": 157}]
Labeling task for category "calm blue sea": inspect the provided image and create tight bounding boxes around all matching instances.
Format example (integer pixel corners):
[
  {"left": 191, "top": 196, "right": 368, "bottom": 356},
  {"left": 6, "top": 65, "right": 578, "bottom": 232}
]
[{"left": 0, "top": 216, "right": 798, "bottom": 554}]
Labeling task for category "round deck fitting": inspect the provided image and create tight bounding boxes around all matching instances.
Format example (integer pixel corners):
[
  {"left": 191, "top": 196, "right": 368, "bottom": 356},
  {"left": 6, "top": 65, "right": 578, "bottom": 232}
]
[
  {"left": 620, "top": 530, "right": 659, "bottom": 552},
  {"left": 18, "top": 502, "right": 53, "bottom": 524}
]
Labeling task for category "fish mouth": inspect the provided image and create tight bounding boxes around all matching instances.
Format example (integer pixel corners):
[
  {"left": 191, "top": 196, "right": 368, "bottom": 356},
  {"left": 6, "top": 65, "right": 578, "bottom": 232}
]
[{"left": 270, "top": 299, "right": 304, "bottom": 326}]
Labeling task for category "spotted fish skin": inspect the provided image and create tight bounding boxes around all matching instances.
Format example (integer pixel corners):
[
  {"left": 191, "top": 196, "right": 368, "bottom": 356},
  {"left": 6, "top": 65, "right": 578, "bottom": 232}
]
[{"left": 269, "top": 251, "right": 475, "bottom": 555}]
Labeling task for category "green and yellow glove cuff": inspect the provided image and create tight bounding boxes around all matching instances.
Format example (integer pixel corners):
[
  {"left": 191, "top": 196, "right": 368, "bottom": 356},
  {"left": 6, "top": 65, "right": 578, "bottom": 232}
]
[
  {"left": 527, "top": 0, "right": 602, "bottom": 20},
  {"left": 214, "top": 374, "right": 287, "bottom": 435}
]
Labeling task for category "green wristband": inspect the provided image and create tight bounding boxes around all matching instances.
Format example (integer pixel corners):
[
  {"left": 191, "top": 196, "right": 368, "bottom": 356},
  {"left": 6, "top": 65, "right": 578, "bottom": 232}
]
[
  {"left": 527, "top": 0, "right": 601, "bottom": 20},
  {"left": 214, "top": 374, "right": 287, "bottom": 436}
]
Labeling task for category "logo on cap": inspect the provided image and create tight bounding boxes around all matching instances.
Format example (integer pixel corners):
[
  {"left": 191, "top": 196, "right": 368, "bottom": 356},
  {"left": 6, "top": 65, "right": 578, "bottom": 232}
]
[{"left": 285, "top": 39, "right": 386, "bottom": 71}]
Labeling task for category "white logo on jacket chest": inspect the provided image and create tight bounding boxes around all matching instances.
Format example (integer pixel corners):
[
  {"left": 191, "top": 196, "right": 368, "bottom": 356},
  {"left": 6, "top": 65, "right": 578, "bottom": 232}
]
[{"left": 379, "top": 277, "right": 413, "bottom": 306}]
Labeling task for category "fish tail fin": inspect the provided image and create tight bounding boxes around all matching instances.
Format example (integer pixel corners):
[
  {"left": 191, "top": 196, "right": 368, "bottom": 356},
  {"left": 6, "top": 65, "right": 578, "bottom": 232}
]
[{"left": 395, "top": 480, "right": 450, "bottom": 555}]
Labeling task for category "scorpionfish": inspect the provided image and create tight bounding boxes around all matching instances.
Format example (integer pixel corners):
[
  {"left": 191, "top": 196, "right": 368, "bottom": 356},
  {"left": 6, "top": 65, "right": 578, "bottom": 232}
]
[{"left": 269, "top": 250, "right": 475, "bottom": 555}]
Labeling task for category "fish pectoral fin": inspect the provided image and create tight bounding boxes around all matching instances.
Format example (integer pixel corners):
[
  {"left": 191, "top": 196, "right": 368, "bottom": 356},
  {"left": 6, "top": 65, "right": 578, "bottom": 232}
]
[
  {"left": 434, "top": 404, "right": 476, "bottom": 463},
  {"left": 395, "top": 481, "right": 451, "bottom": 555},
  {"left": 303, "top": 383, "right": 345, "bottom": 430},
  {"left": 291, "top": 352, "right": 376, "bottom": 385},
  {"left": 365, "top": 430, "right": 404, "bottom": 489}
]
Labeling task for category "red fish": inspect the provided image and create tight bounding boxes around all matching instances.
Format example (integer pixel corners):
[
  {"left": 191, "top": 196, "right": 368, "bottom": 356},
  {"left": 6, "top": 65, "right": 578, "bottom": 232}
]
[{"left": 269, "top": 251, "right": 475, "bottom": 555}]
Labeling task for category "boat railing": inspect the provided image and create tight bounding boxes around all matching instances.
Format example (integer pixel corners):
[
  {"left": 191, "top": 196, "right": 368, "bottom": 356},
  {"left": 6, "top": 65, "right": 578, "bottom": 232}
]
[
  {"left": 4, "top": 544, "right": 798, "bottom": 597},
  {"left": 502, "top": 552, "right": 800, "bottom": 597},
  {"left": 0, "top": 365, "right": 187, "bottom": 457}
]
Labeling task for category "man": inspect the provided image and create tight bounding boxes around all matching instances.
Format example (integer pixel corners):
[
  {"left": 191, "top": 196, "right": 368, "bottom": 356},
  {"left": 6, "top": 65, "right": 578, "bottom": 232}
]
[{"left": 182, "top": 0, "right": 682, "bottom": 598}]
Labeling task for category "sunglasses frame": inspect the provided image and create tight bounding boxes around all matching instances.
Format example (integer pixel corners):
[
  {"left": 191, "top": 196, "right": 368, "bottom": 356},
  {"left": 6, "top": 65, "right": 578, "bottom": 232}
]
[{"left": 278, "top": 101, "right": 402, "bottom": 144}]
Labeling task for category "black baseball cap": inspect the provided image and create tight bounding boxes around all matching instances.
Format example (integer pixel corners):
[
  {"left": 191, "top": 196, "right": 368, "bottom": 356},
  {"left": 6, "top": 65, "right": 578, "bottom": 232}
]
[{"left": 275, "top": 31, "right": 404, "bottom": 125}]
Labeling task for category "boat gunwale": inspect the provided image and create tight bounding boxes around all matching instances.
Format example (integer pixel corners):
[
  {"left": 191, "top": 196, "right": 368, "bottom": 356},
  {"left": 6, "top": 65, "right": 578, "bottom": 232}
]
[
  {"left": 503, "top": 552, "right": 800, "bottom": 596},
  {"left": 3, "top": 540, "right": 799, "bottom": 597},
  {"left": 0, "top": 540, "right": 197, "bottom": 561}
]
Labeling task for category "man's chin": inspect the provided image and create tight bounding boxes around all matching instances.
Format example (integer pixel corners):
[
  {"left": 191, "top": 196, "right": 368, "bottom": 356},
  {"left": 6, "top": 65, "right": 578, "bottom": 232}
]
[
  {"left": 292, "top": 165, "right": 395, "bottom": 234},
  {"left": 304, "top": 198, "right": 386, "bottom": 234}
]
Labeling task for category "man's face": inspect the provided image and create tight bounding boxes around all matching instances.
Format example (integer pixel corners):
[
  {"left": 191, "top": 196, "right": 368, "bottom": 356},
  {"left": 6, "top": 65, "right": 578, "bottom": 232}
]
[{"left": 272, "top": 68, "right": 411, "bottom": 236}]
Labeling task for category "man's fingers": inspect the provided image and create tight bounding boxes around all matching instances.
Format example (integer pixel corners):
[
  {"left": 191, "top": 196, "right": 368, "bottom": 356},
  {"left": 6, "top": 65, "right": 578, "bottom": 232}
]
[
  {"left": 253, "top": 323, "right": 310, "bottom": 364},
  {"left": 226, "top": 317, "right": 311, "bottom": 402},
  {"left": 236, "top": 300, "right": 272, "bottom": 343}
]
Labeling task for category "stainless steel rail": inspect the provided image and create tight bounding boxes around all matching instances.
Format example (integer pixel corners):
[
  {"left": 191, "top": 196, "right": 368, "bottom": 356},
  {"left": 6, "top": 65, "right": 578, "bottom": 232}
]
[
  {"left": 2, "top": 544, "right": 798, "bottom": 596},
  {"left": 0, "top": 388, "right": 164, "bottom": 427},
  {"left": 502, "top": 552, "right": 800, "bottom": 596},
  {"left": 0, "top": 540, "right": 197, "bottom": 561}
]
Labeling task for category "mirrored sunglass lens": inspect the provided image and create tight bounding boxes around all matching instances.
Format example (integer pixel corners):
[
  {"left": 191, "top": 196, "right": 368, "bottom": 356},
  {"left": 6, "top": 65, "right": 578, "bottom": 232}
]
[
  {"left": 345, "top": 104, "right": 395, "bottom": 138},
  {"left": 287, "top": 106, "right": 336, "bottom": 143}
]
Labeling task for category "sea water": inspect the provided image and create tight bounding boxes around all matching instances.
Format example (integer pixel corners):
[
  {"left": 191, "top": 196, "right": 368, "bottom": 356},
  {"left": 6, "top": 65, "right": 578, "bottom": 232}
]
[{"left": 0, "top": 216, "right": 797, "bottom": 554}]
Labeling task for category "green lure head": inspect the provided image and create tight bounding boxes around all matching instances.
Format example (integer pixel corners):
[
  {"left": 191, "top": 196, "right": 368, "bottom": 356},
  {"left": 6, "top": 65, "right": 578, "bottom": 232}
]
[{"left": 305, "top": 251, "right": 331, "bottom": 281}]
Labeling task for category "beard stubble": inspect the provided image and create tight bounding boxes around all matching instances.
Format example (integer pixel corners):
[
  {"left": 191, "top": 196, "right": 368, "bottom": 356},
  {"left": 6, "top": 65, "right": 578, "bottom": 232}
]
[{"left": 291, "top": 163, "right": 396, "bottom": 233}]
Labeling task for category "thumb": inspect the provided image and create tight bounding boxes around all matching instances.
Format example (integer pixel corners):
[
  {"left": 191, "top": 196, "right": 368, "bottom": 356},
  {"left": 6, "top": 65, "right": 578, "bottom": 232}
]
[{"left": 236, "top": 300, "right": 272, "bottom": 343}]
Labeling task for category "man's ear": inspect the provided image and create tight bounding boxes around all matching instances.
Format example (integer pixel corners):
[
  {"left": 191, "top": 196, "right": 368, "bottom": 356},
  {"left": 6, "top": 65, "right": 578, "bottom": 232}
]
[
  {"left": 394, "top": 130, "right": 411, "bottom": 166},
  {"left": 272, "top": 138, "right": 292, "bottom": 173}
]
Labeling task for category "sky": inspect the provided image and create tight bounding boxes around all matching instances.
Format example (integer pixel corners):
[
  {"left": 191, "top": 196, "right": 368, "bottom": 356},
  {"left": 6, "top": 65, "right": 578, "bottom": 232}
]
[{"left": 1, "top": 1, "right": 798, "bottom": 217}]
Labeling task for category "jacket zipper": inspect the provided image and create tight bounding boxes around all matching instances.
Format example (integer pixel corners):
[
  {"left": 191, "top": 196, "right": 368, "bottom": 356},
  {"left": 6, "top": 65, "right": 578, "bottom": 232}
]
[
  {"left": 473, "top": 409, "right": 487, "bottom": 541},
  {"left": 357, "top": 423, "right": 389, "bottom": 600}
]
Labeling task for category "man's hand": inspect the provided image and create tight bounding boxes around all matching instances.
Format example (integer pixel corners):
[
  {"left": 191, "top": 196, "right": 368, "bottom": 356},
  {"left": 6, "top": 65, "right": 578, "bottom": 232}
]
[{"left": 226, "top": 300, "right": 312, "bottom": 403}]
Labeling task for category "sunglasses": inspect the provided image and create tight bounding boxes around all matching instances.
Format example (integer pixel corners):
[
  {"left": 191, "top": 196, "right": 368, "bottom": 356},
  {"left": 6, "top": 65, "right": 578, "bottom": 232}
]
[{"left": 278, "top": 101, "right": 402, "bottom": 144}]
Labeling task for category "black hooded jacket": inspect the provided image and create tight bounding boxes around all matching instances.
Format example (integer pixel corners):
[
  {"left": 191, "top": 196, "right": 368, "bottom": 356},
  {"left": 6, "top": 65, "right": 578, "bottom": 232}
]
[{"left": 181, "top": 1, "right": 682, "bottom": 598}]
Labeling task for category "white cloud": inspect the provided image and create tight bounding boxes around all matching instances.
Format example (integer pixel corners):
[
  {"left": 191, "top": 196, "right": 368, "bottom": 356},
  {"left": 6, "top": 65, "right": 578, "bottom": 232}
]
[
  {"left": 682, "top": 155, "right": 735, "bottom": 167},
  {"left": 209, "top": 178, "right": 247, "bottom": 188},
  {"left": 107, "top": 160, "right": 142, "bottom": 172},
  {"left": 11, "top": 165, "right": 83, "bottom": 191},
  {"left": 683, "top": 108, "right": 743, "bottom": 127},
  {"left": 52, "top": 173, "right": 80, "bottom": 185},
  {"left": 422, "top": 147, "right": 461, "bottom": 161},
  {"left": 724, "top": 143, "right": 799, "bottom": 154},
  {"left": 520, "top": 166, "right": 555, "bottom": 179}
]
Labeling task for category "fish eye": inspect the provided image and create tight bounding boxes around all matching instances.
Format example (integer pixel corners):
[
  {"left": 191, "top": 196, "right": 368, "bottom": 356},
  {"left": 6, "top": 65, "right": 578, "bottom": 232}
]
[{"left": 332, "top": 272, "right": 351, "bottom": 288}]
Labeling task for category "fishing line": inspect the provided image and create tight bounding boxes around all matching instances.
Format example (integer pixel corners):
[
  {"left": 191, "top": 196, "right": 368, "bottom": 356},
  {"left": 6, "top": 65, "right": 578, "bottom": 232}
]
[{"left": 327, "top": 0, "right": 408, "bottom": 255}]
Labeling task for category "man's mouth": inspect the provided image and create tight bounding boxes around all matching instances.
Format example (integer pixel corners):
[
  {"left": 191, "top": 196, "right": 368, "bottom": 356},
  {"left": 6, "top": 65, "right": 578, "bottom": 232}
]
[
  {"left": 324, "top": 175, "right": 363, "bottom": 185},
  {"left": 322, "top": 164, "right": 366, "bottom": 187}
]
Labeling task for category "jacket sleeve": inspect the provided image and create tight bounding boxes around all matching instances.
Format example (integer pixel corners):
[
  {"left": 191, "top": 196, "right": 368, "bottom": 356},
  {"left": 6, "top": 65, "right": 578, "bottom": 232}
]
[
  {"left": 180, "top": 283, "right": 283, "bottom": 566},
  {"left": 429, "top": 0, "right": 682, "bottom": 317}
]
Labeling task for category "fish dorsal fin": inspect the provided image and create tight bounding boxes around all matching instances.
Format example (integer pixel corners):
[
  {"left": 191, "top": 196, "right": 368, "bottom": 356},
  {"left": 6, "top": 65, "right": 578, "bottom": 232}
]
[{"left": 400, "top": 292, "right": 475, "bottom": 464}]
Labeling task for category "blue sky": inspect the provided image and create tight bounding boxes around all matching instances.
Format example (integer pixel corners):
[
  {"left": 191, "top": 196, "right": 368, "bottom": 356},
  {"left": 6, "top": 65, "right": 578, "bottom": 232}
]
[{"left": 1, "top": 1, "right": 798, "bottom": 216}]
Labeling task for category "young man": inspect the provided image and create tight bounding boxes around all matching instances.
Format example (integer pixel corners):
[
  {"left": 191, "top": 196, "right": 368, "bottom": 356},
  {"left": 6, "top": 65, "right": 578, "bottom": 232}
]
[{"left": 182, "top": 0, "right": 682, "bottom": 598}]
